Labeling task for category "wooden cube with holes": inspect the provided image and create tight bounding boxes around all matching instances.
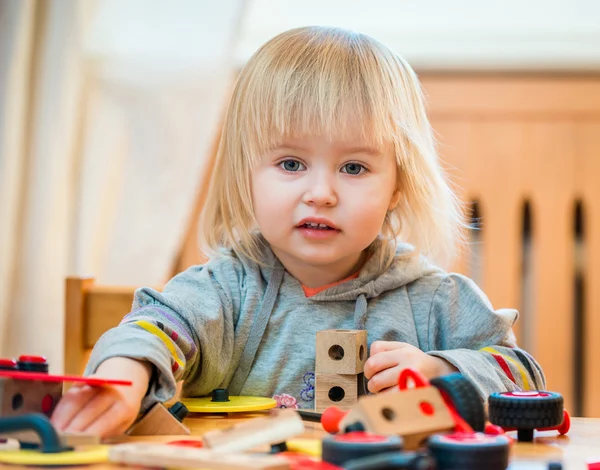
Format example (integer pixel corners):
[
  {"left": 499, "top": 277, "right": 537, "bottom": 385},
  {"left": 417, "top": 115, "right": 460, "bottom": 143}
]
[
  {"left": 316, "top": 329, "right": 367, "bottom": 375},
  {"left": 315, "top": 373, "right": 361, "bottom": 412},
  {"left": 339, "top": 386, "right": 455, "bottom": 450},
  {"left": 0, "top": 378, "right": 62, "bottom": 418}
]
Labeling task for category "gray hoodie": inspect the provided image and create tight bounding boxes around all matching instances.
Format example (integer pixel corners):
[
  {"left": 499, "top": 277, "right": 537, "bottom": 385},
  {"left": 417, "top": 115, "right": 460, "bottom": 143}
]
[{"left": 86, "top": 237, "right": 545, "bottom": 411}]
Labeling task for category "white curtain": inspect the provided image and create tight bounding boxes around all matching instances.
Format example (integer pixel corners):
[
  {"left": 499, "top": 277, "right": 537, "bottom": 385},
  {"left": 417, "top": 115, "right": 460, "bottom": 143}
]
[{"left": 0, "top": 0, "right": 244, "bottom": 372}]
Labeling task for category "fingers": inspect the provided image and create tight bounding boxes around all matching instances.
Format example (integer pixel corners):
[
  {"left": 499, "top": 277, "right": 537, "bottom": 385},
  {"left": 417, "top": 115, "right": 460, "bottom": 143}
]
[
  {"left": 367, "top": 366, "right": 402, "bottom": 393},
  {"left": 369, "top": 340, "right": 406, "bottom": 356},
  {"left": 364, "top": 347, "right": 409, "bottom": 379},
  {"left": 51, "top": 384, "right": 97, "bottom": 430},
  {"left": 83, "top": 402, "right": 137, "bottom": 438},
  {"left": 61, "top": 389, "right": 118, "bottom": 434},
  {"left": 52, "top": 385, "right": 137, "bottom": 438}
]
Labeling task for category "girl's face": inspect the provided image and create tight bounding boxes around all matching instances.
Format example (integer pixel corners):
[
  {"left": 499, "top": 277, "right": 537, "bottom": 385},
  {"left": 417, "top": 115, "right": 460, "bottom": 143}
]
[{"left": 251, "top": 130, "right": 400, "bottom": 283}]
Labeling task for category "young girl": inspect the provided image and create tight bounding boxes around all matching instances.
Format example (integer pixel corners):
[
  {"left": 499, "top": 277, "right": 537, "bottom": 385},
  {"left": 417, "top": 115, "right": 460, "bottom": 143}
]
[{"left": 52, "top": 26, "right": 545, "bottom": 437}]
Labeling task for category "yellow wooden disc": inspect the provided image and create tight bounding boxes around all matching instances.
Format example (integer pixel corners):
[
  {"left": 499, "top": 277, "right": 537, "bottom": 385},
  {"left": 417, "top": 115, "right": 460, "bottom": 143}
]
[
  {"left": 180, "top": 396, "right": 277, "bottom": 413},
  {"left": 0, "top": 445, "right": 109, "bottom": 466},
  {"left": 286, "top": 438, "right": 322, "bottom": 457}
]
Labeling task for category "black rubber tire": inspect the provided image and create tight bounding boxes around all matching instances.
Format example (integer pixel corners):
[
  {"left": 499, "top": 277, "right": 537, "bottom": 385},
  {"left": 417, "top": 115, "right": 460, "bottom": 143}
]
[
  {"left": 322, "top": 432, "right": 403, "bottom": 466},
  {"left": 488, "top": 391, "right": 563, "bottom": 429},
  {"left": 430, "top": 373, "right": 486, "bottom": 432},
  {"left": 428, "top": 434, "right": 510, "bottom": 470}
]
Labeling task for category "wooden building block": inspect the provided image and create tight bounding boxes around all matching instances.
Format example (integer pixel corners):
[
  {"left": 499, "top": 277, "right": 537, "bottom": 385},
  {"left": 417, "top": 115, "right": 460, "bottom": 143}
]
[
  {"left": 126, "top": 403, "right": 190, "bottom": 436},
  {"left": 0, "top": 378, "right": 62, "bottom": 418},
  {"left": 339, "top": 386, "right": 455, "bottom": 450},
  {"left": 315, "top": 373, "right": 360, "bottom": 412},
  {"left": 316, "top": 330, "right": 367, "bottom": 374},
  {"left": 203, "top": 409, "right": 304, "bottom": 453},
  {"left": 109, "top": 443, "right": 290, "bottom": 469}
]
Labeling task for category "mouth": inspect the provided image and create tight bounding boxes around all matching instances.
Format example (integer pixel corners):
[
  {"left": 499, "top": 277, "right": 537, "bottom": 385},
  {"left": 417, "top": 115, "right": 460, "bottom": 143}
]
[{"left": 296, "top": 219, "right": 340, "bottom": 231}]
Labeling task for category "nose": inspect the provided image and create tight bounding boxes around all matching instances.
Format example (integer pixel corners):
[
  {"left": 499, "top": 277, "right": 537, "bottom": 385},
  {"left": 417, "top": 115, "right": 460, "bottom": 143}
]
[{"left": 302, "top": 172, "right": 338, "bottom": 207}]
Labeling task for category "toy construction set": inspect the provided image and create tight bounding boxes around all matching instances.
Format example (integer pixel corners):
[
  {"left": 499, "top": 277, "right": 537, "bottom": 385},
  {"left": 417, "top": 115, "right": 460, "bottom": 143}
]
[{"left": 0, "top": 331, "right": 575, "bottom": 469}]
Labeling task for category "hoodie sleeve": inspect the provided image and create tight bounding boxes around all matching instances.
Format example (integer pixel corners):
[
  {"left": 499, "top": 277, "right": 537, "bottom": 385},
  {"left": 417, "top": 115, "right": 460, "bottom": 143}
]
[
  {"left": 84, "top": 255, "right": 243, "bottom": 412},
  {"left": 425, "top": 274, "right": 545, "bottom": 400}
]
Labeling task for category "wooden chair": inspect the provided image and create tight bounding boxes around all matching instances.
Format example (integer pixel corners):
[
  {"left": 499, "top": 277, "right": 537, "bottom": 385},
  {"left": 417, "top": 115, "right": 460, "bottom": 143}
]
[{"left": 64, "top": 277, "right": 138, "bottom": 375}]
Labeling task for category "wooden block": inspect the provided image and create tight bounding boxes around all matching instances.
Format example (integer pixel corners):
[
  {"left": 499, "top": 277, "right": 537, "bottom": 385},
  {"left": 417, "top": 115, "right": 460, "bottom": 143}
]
[
  {"left": 0, "top": 378, "right": 62, "bottom": 418},
  {"left": 315, "top": 373, "right": 359, "bottom": 413},
  {"left": 339, "top": 386, "right": 455, "bottom": 450},
  {"left": 60, "top": 432, "right": 101, "bottom": 446},
  {"left": 109, "top": 443, "right": 290, "bottom": 469},
  {"left": 316, "top": 330, "right": 367, "bottom": 374},
  {"left": 203, "top": 409, "right": 304, "bottom": 453},
  {"left": 126, "top": 403, "right": 190, "bottom": 436}
]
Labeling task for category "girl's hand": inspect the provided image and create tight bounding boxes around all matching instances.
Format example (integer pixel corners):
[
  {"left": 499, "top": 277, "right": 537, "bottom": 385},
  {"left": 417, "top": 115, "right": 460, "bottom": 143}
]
[
  {"left": 51, "top": 357, "right": 152, "bottom": 438},
  {"left": 363, "top": 341, "right": 458, "bottom": 393}
]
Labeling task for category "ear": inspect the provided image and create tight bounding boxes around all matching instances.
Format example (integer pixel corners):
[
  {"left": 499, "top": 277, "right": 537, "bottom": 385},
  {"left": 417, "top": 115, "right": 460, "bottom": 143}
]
[{"left": 387, "top": 189, "right": 401, "bottom": 211}]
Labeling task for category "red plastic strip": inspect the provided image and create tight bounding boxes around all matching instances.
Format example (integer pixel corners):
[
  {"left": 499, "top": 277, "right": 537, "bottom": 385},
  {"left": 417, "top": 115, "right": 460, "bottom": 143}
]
[{"left": 0, "top": 370, "right": 132, "bottom": 386}]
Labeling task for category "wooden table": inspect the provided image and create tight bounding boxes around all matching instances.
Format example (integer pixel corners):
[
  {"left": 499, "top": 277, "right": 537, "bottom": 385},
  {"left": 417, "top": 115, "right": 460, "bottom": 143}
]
[{"left": 2, "top": 413, "right": 600, "bottom": 470}]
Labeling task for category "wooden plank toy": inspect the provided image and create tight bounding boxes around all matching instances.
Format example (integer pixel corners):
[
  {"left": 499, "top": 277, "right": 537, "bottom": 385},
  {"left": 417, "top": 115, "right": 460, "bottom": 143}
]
[
  {"left": 315, "top": 330, "right": 367, "bottom": 375},
  {"left": 109, "top": 443, "right": 290, "bottom": 470},
  {"left": 202, "top": 408, "right": 304, "bottom": 453}
]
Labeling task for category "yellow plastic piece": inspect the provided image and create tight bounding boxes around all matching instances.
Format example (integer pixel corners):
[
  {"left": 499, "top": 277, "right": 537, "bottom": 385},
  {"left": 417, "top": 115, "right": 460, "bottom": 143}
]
[
  {"left": 0, "top": 445, "right": 109, "bottom": 466},
  {"left": 181, "top": 396, "right": 277, "bottom": 413},
  {"left": 286, "top": 438, "right": 322, "bottom": 457}
]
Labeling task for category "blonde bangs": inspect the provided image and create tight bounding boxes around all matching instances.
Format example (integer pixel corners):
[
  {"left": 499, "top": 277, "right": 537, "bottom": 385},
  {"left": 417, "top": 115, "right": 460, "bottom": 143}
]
[
  {"left": 201, "top": 26, "right": 466, "bottom": 269},
  {"left": 234, "top": 27, "right": 407, "bottom": 166}
]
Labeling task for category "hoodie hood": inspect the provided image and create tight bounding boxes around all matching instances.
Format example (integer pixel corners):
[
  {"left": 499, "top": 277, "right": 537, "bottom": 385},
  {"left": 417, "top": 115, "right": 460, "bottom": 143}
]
[
  {"left": 308, "top": 240, "right": 442, "bottom": 302},
  {"left": 251, "top": 234, "right": 443, "bottom": 330},
  {"left": 254, "top": 234, "right": 443, "bottom": 301}
]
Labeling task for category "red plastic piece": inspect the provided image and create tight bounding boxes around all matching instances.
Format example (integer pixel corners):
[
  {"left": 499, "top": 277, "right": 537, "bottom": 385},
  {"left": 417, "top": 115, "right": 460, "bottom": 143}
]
[
  {"left": 332, "top": 432, "right": 390, "bottom": 443},
  {"left": 0, "top": 370, "right": 132, "bottom": 386},
  {"left": 436, "top": 432, "right": 509, "bottom": 445},
  {"left": 437, "top": 389, "right": 474, "bottom": 434},
  {"left": 398, "top": 368, "right": 428, "bottom": 390},
  {"left": 283, "top": 452, "right": 342, "bottom": 470},
  {"left": 167, "top": 440, "right": 204, "bottom": 448},
  {"left": 18, "top": 355, "right": 47, "bottom": 364},
  {"left": 321, "top": 406, "right": 349, "bottom": 433},
  {"left": 485, "top": 423, "right": 506, "bottom": 436},
  {"left": 41, "top": 394, "right": 54, "bottom": 414},
  {"left": 501, "top": 391, "right": 553, "bottom": 398},
  {"left": 419, "top": 400, "right": 435, "bottom": 416},
  {"left": 0, "top": 359, "right": 17, "bottom": 369}
]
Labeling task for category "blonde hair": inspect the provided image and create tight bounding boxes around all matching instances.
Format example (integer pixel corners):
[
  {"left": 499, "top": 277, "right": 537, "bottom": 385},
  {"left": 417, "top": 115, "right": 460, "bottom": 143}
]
[{"left": 201, "top": 26, "right": 466, "bottom": 269}]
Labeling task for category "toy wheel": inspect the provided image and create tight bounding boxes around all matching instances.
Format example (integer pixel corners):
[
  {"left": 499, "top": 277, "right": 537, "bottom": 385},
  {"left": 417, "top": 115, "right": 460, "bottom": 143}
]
[
  {"left": 430, "top": 373, "right": 485, "bottom": 432},
  {"left": 428, "top": 433, "right": 510, "bottom": 470},
  {"left": 322, "top": 432, "right": 403, "bottom": 466},
  {"left": 488, "top": 391, "right": 563, "bottom": 441}
]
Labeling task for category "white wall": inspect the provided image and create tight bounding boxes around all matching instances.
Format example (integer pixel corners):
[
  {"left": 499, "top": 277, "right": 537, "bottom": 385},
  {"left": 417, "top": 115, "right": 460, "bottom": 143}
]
[{"left": 236, "top": 0, "right": 600, "bottom": 70}]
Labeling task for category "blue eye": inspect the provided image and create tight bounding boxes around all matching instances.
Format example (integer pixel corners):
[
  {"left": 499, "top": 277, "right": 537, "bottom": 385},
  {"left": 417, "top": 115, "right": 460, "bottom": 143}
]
[
  {"left": 342, "top": 163, "right": 365, "bottom": 175},
  {"left": 279, "top": 160, "right": 305, "bottom": 172}
]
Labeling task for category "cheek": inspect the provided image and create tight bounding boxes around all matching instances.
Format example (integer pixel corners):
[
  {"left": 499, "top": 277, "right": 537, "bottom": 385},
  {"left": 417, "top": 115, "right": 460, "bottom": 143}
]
[
  {"left": 356, "top": 184, "right": 396, "bottom": 216},
  {"left": 251, "top": 171, "right": 293, "bottom": 226}
]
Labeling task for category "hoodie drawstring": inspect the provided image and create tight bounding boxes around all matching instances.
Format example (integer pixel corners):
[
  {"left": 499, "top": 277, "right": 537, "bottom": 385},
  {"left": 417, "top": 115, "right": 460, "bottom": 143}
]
[
  {"left": 353, "top": 293, "right": 371, "bottom": 396},
  {"left": 354, "top": 293, "right": 368, "bottom": 330}
]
